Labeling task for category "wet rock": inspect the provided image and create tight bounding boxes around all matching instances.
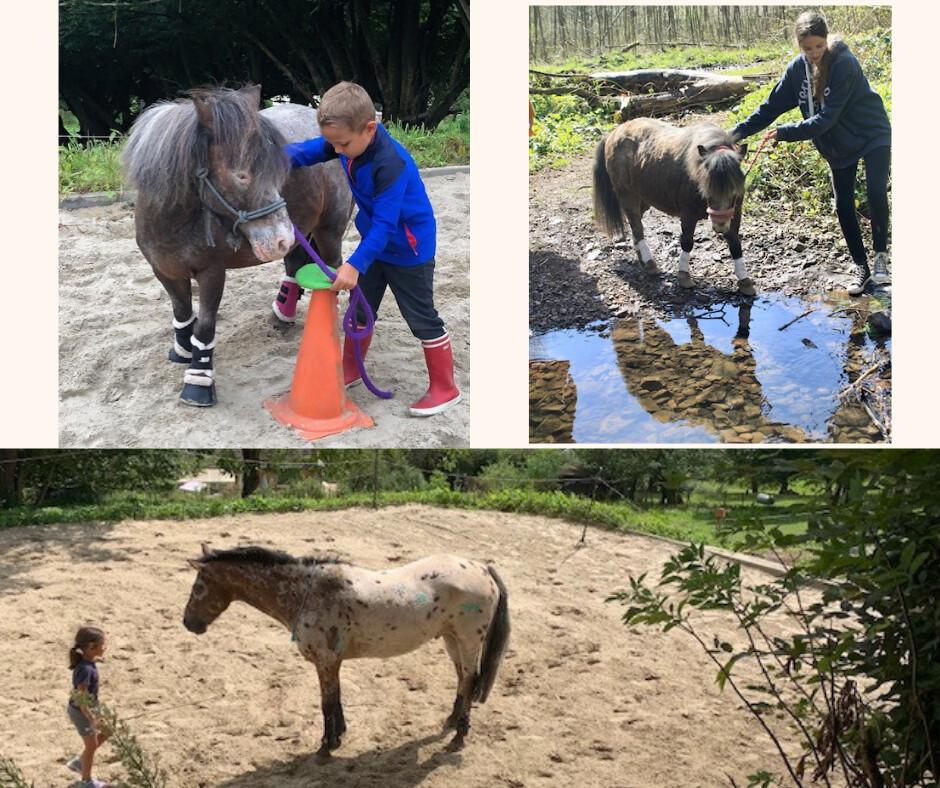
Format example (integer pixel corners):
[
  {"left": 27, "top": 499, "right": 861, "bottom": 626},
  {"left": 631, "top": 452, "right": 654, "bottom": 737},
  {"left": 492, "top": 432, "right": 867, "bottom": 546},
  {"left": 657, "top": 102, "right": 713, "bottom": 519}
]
[{"left": 867, "top": 311, "right": 891, "bottom": 336}]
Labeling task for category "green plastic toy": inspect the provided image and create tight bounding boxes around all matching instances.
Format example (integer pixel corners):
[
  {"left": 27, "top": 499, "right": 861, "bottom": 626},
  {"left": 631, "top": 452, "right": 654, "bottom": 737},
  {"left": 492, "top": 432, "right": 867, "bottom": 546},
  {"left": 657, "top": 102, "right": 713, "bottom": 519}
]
[{"left": 295, "top": 263, "right": 334, "bottom": 290}]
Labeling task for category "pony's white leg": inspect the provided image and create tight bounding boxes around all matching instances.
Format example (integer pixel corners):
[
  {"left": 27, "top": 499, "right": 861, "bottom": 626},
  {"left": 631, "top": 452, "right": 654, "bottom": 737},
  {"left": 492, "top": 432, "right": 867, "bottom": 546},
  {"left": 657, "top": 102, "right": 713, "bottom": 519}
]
[
  {"left": 677, "top": 214, "right": 696, "bottom": 288},
  {"left": 626, "top": 206, "right": 657, "bottom": 272},
  {"left": 734, "top": 258, "right": 757, "bottom": 296},
  {"left": 677, "top": 249, "right": 694, "bottom": 289}
]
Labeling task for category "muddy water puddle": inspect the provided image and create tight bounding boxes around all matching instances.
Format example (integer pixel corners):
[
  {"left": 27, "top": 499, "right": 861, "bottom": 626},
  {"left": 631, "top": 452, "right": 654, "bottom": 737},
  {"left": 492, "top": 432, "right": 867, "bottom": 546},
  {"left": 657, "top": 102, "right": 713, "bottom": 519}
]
[{"left": 530, "top": 292, "right": 890, "bottom": 444}]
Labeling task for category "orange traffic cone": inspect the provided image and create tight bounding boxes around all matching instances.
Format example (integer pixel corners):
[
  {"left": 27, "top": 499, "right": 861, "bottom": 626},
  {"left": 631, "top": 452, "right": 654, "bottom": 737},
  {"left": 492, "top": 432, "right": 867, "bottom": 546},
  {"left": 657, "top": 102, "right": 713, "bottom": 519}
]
[{"left": 264, "top": 264, "right": 374, "bottom": 441}]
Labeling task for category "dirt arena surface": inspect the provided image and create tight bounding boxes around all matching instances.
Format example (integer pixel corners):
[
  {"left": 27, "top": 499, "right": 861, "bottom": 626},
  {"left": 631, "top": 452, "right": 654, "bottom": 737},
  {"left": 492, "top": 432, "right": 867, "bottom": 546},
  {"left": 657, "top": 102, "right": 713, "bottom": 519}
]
[
  {"left": 1, "top": 505, "right": 809, "bottom": 787},
  {"left": 58, "top": 172, "right": 470, "bottom": 448}
]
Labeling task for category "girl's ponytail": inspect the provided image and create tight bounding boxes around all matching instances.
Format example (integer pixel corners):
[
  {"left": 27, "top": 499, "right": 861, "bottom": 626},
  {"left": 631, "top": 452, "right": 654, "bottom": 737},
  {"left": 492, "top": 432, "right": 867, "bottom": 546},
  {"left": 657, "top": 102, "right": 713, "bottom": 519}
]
[{"left": 69, "top": 626, "right": 104, "bottom": 669}]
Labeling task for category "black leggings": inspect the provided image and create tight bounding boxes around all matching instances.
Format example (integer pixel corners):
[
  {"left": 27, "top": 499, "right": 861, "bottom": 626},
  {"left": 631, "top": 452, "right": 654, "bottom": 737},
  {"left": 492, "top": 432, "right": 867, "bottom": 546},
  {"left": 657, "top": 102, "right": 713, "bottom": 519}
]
[{"left": 830, "top": 145, "right": 890, "bottom": 265}]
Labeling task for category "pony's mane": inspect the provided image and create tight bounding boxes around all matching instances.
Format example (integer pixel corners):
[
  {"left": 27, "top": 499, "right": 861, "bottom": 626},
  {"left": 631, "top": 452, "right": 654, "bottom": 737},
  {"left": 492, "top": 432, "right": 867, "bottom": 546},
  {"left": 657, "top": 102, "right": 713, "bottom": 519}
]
[
  {"left": 690, "top": 124, "right": 744, "bottom": 202},
  {"left": 122, "top": 87, "right": 289, "bottom": 211},
  {"left": 201, "top": 545, "right": 347, "bottom": 567}
]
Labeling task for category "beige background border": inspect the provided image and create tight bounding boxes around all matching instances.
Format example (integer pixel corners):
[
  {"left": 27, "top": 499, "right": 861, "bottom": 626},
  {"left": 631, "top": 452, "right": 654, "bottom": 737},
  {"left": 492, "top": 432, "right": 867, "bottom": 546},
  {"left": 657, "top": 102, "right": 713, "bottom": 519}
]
[{"left": 0, "top": 0, "right": 936, "bottom": 448}]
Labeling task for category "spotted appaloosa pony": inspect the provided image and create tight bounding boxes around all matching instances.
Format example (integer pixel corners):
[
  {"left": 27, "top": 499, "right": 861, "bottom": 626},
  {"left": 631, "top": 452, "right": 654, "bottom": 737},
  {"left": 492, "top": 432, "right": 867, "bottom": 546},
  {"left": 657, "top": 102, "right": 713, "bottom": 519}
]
[
  {"left": 593, "top": 118, "right": 755, "bottom": 296},
  {"left": 123, "top": 85, "right": 352, "bottom": 406},
  {"left": 183, "top": 544, "right": 510, "bottom": 758}
]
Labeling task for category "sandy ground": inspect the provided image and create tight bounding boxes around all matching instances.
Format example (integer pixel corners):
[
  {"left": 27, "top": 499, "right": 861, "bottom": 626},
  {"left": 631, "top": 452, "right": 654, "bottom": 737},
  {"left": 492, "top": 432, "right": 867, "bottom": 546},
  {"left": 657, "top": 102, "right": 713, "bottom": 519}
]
[
  {"left": 58, "top": 172, "right": 470, "bottom": 448},
  {"left": 1, "top": 505, "right": 811, "bottom": 788}
]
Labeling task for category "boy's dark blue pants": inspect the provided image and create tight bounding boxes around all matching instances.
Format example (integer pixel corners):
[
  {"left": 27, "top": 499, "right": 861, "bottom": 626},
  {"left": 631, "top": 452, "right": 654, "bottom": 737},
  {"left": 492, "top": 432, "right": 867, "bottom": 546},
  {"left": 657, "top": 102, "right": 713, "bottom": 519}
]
[{"left": 355, "top": 259, "right": 445, "bottom": 341}]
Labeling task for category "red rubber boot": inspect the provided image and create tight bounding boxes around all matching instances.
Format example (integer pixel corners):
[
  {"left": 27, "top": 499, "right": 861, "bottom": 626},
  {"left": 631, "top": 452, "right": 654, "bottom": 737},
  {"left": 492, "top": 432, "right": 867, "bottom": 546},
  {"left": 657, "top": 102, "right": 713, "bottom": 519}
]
[
  {"left": 343, "top": 327, "right": 372, "bottom": 388},
  {"left": 409, "top": 333, "right": 461, "bottom": 416}
]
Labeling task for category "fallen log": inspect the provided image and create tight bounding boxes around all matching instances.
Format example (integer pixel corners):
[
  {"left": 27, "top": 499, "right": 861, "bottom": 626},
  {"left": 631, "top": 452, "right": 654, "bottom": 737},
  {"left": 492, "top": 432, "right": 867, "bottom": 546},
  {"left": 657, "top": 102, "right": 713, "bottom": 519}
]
[
  {"left": 589, "top": 68, "right": 748, "bottom": 94},
  {"left": 529, "top": 68, "right": 756, "bottom": 118}
]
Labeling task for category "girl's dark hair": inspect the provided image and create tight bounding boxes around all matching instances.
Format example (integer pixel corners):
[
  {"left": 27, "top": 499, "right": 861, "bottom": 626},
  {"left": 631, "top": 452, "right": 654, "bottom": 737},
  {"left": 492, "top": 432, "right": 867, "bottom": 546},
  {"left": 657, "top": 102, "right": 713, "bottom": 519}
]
[
  {"left": 69, "top": 626, "right": 105, "bottom": 669},
  {"left": 795, "top": 11, "right": 833, "bottom": 103},
  {"left": 795, "top": 10, "right": 828, "bottom": 41}
]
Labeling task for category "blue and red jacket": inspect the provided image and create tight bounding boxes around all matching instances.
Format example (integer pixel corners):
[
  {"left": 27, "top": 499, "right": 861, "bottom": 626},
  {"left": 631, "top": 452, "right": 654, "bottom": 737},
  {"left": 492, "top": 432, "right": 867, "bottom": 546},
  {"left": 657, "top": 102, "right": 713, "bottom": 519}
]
[
  {"left": 730, "top": 39, "right": 891, "bottom": 169},
  {"left": 284, "top": 123, "right": 436, "bottom": 273}
]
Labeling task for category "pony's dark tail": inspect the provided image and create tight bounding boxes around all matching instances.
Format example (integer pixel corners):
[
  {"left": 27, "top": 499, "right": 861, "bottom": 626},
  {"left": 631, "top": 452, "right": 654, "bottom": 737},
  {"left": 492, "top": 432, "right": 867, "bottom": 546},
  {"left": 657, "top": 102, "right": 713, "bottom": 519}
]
[
  {"left": 592, "top": 135, "right": 625, "bottom": 239},
  {"left": 474, "top": 565, "right": 510, "bottom": 704}
]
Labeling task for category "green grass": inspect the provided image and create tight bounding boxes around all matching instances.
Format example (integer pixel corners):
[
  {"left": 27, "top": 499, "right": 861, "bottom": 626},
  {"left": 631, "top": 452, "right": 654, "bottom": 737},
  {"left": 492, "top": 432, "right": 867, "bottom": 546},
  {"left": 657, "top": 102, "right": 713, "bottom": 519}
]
[
  {"left": 0, "top": 487, "right": 814, "bottom": 552},
  {"left": 58, "top": 113, "right": 469, "bottom": 195},
  {"left": 59, "top": 138, "right": 125, "bottom": 196},
  {"left": 386, "top": 112, "right": 469, "bottom": 167},
  {"left": 541, "top": 42, "right": 789, "bottom": 75}
]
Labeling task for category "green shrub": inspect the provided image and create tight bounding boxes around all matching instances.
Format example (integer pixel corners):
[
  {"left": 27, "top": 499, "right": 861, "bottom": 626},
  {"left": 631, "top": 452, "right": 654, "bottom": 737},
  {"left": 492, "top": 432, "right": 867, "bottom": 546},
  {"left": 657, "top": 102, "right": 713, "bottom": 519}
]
[
  {"left": 529, "top": 94, "right": 613, "bottom": 172},
  {"left": 0, "top": 756, "right": 32, "bottom": 788},
  {"left": 386, "top": 113, "right": 469, "bottom": 167},
  {"left": 611, "top": 451, "right": 939, "bottom": 787},
  {"left": 478, "top": 459, "right": 530, "bottom": 492},
  {"left": 59, "top": 138, "right": 124, "bottom": 195}
]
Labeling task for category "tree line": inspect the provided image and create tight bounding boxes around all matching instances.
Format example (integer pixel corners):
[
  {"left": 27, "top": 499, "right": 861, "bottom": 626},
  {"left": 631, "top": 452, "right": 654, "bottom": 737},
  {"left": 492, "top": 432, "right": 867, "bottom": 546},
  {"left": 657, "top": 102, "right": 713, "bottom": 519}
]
[
  {"left": 0, "top": 448, "right": 895, "bottom": 508},
  {"left": 528, "top": 4, "right": 891, "bottom": 63},
  {"left": 59, "top": 0, "right": 469, "bottom": 141}
]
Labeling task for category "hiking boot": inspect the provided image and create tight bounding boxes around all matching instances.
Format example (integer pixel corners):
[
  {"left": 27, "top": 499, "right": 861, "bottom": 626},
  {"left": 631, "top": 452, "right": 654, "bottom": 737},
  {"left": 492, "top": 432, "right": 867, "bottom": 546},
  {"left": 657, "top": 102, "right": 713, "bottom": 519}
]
[
  {"left": 409, "top": 334, "right": 461, "bottom": 417},
  {"left": 847, "top": 263, "right": 872, "bottom": 296},
  {"left": 871, "top": 252, "right": 890, "bottom": 285},
  {"left": 677, "top": 270, "right": 694, "bottom": 289},
  {"left": 737, "top": 277, "right": 757, "bottom": 297}
]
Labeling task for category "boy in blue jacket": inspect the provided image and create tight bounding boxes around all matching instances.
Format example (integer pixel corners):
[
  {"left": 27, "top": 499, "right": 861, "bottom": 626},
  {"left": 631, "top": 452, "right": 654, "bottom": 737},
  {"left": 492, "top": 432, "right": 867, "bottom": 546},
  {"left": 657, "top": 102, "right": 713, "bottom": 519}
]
[
  {"left": 280, "top": 81, "right": 460, "bottom": 417},
  {"left": 730, "top": 12, "right": 891, "bottom": 295}
]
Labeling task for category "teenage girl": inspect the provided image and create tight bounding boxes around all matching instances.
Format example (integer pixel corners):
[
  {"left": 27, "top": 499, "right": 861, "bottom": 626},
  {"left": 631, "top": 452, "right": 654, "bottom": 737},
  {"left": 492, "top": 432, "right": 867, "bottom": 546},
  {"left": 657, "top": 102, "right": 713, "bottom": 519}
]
[{"left": 730, "top": 11, "right": 891, "bottom": 295}]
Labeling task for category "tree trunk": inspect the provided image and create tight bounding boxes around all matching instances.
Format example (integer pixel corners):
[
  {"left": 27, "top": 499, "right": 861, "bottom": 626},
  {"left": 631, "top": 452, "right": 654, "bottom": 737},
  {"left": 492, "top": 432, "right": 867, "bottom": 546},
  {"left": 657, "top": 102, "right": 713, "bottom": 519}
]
[
  {"left": 242, "top": 450, "right": 262, "bottom": 498},
  {"left": 0, "top": 450, "right": 21, "bottom": 508}
]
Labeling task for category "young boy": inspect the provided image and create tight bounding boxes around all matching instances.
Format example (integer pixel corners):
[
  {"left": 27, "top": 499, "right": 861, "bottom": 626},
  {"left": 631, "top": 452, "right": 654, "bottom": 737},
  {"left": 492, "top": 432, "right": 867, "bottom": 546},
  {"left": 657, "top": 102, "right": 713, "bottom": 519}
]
[{"left": 280, "top": 81, "right": 460, "bottom": 417}]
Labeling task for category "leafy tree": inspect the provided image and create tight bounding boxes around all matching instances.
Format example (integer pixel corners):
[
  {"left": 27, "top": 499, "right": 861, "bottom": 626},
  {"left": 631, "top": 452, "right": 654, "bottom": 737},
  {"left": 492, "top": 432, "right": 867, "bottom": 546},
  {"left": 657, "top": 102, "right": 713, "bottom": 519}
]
[
  {"left": 59, "top": 0, "right": 469, "bottom": 139},
  {"left": 0, "top": 450, "right": 196, "bottom": 508},
  {"left": 611, "top": 450, "right": 940, "bottom": 786}
]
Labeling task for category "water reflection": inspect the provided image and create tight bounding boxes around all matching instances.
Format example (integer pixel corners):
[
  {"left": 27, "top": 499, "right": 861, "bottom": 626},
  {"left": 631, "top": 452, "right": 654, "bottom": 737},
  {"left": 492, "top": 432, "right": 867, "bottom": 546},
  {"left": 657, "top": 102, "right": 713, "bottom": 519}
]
[{"left": 529, "top": 293, "right": 889, "bottom": 444}]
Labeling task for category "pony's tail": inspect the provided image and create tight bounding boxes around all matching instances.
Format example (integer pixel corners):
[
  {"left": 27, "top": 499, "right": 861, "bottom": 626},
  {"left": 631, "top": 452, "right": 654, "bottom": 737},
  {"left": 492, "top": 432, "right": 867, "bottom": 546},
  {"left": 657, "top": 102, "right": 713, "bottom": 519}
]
[
  {"left": 592, "top": 135, "right": 625, "bottom": 239},
  {"left": 474, "top": 565, "right": 510, "bottom": 704}
]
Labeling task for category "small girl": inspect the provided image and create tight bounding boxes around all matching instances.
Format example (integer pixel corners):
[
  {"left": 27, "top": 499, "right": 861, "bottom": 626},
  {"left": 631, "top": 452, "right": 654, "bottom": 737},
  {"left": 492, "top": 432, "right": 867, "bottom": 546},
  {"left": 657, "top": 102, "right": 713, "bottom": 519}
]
[{"left": 66, "top": 627, "right": 111, "bottom": 788}]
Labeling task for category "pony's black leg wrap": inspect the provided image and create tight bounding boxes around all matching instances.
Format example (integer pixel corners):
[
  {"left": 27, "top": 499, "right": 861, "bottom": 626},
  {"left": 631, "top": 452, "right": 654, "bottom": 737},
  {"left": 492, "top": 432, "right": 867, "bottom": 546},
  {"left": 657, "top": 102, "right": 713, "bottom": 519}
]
[
  {"left": 180, "top": 335, "right": 217, "bottom": 407},
  {"left": 168, "top": 314, "right": 196, "bottom": 363}
]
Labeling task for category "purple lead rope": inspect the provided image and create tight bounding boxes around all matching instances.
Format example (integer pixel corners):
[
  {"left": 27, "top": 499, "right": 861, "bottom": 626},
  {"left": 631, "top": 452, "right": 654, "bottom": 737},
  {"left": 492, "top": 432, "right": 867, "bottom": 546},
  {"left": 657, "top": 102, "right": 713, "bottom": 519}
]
[{"left": 292, "top": 224, "right": 392, "bottom": 399}]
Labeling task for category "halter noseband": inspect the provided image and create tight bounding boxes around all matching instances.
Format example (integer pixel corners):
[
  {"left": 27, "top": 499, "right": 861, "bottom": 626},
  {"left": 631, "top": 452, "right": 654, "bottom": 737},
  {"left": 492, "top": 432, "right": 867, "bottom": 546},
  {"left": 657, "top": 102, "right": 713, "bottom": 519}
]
[
  {"left": 195, "top": 167, "right": 287, "bottom": 250},
  {"left": 707, "top": 203, "right": 737, "bottom": 222}
]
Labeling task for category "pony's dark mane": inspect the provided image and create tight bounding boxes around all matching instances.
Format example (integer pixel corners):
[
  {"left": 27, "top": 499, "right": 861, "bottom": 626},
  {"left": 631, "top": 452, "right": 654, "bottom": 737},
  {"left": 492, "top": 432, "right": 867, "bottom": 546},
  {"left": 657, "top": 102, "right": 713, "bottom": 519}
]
[
  {"left": 690, "top": 125, "right": 744, "bottom": 204},
  {"left": 122, "top": 86, "right": 289, "bottom": 211},
  {"left": 201, "top": 545, "right": 347, "bottom": 567}
]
